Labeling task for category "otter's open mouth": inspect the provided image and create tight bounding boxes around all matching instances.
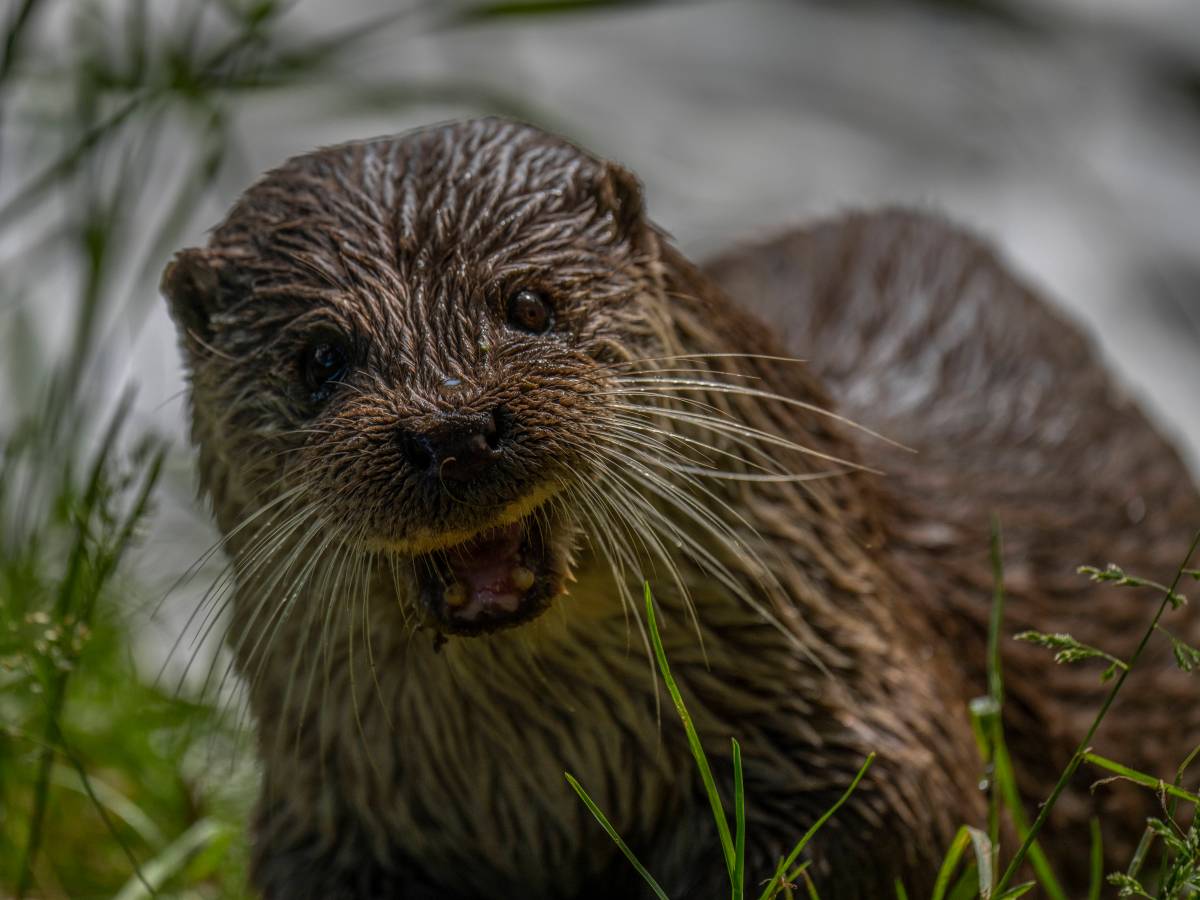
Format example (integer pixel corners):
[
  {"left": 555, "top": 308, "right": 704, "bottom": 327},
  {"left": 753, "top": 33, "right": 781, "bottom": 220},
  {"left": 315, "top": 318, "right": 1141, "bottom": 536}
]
[{"left": 417, "top": 508, "right": 565, "bottom": 636}]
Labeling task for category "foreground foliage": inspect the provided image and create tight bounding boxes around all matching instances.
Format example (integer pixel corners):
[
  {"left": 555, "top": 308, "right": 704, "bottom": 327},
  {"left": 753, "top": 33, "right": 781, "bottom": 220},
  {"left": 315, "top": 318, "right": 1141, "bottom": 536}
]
[
  {"left": 0, "top": 0, "right": 622, "bottom": 896},
  {"left": 570, "top": 534, "right": 1200, "bottom": 899}
]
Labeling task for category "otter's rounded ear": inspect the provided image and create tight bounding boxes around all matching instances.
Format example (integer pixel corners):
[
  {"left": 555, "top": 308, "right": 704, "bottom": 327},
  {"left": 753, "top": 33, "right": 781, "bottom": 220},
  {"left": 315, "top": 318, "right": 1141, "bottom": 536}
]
[
  {"left": 596, "top": 162, "right": 646, "bottom": 244},
  {"left": 161, "top": 248, "right": 221, "bottom": 344}
]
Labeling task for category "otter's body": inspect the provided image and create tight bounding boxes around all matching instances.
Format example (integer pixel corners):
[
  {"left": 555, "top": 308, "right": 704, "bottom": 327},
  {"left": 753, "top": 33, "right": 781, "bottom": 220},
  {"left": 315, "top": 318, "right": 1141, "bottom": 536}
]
[{"left": 162, "top": 120, "right": 1199, "bottom": 898}]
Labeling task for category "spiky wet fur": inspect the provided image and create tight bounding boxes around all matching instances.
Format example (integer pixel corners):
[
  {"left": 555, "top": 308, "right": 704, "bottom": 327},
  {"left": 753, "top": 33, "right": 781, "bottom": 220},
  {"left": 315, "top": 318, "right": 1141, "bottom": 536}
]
[{"left": 162, "top": 119, "right": 1200, "bottom": 898}]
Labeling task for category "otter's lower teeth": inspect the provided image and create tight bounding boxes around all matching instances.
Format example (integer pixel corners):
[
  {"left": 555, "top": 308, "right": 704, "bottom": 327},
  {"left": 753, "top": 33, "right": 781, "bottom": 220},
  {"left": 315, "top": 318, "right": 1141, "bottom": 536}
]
[
  {"left": 510, "top": 566, "right": 535, "bottom": 591},
  {"left": 444, "top": 581, "right": 468, "bottom": 607}
]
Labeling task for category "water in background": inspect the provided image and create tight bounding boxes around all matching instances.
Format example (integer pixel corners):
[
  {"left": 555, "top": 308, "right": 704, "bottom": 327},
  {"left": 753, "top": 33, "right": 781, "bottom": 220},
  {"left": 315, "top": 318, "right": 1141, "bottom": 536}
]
[{"left": 3, "top": 0, "right": 1199, "bottom": 675}]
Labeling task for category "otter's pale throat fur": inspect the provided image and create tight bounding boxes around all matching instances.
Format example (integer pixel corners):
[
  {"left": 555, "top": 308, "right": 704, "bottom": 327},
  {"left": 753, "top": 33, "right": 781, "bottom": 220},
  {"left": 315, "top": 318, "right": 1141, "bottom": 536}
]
[{"left": 162, "top": 118, "right": 1200, "bottom": 898}]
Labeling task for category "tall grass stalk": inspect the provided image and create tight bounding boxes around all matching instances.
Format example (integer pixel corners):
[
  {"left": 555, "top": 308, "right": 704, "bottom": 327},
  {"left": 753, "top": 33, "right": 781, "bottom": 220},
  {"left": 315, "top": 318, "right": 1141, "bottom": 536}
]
[
  {"left": 966, "top": 523, "right": 1065, "bottom": 900},
  {"left": 993, "top": 530, "right": 1200, "bottom": 894},
  {"left": 642, "top": 584, "right": 737, "bottom": 881},
  {"left": 4, "top": 396, "right": 167, "bottom": 897},
  {"left": 566, "top": 585, "right": 874, "bottom": 900},
  {"left": 563, "top": 773, "right": 671, "bottom": 900},
  {"left": 757, "top": 755, "right": 875, "bottom": 899}
]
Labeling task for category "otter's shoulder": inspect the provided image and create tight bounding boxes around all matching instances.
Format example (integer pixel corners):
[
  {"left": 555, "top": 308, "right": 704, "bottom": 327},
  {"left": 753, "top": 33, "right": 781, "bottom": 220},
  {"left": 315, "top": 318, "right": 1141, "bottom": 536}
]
[
  {"left": 703, "top": 207, "right": 1096, "bottom": 388},
  {"left": 702, "top": 205, "right": 1197, "bottom": 563},
  {"left": 701, "top": 207, "right": 1117, "bottom": 445}
]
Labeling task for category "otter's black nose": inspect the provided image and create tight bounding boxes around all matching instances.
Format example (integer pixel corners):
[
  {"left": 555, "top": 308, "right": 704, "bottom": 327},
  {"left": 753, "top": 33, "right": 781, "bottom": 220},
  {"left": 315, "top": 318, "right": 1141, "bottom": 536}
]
[{"left": 400, "top": 408, "right": 508, "bottom": 482}]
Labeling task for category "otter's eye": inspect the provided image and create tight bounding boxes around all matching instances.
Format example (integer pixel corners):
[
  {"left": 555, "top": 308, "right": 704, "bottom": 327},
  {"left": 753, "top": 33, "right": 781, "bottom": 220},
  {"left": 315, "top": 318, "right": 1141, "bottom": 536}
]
[
  {"left": 302, "top": 341, "right": 348, "bottom": 402},
  {"left": 506, "top": 289, "right": 554, "bottom": 334}
]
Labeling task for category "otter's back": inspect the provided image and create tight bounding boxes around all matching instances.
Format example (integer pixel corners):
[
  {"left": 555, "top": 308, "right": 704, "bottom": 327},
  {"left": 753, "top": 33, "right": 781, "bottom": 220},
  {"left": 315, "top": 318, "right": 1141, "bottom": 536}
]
[{"left": 703, "top": 208, "right": 1200, "bottom": 874}]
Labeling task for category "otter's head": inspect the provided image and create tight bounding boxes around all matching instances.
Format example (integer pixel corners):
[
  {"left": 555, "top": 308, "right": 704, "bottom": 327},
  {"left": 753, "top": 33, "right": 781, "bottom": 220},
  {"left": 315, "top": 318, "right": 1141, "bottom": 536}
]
[{"left": 162, "top": 119, "right": 672, "bottom": 636}]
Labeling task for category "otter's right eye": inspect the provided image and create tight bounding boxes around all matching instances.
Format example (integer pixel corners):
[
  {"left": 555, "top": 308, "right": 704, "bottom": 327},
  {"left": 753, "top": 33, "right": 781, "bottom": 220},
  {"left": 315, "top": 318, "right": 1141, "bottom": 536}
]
[
  {"left": 506, "top": 289, "right": 554, "bottom": 334},
  {"left": 302, "top": 341, "right": 348, "bottom": 402}
]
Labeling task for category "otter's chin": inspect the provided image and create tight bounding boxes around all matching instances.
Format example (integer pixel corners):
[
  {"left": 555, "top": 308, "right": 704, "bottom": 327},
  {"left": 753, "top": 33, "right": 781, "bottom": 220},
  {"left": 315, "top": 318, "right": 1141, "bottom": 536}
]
[{"left": 416, "top": 507, "right": 568, "bottom": 636}]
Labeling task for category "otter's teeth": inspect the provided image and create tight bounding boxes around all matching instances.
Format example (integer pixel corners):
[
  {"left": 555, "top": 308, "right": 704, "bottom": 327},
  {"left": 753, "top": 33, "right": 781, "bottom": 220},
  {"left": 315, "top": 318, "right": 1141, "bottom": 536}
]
[
  {"left": 510, "top": 566, "right": 535, "bottom": 591},
  {"left": 444, "top": 581, "right": 468, "bottom": 608}
]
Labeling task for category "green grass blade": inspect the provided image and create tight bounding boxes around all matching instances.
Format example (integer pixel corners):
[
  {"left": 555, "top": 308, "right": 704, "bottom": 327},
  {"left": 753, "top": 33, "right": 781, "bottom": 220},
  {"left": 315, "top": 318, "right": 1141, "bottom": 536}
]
[
  {"left": 457, "top": 0, "right": 649, "bottom": 21},
  {"left": 986, "top": 521, "right": 1006, "bottom": 859},
  {"left": 15, "top": 396, "right": 137, "bottom": 897},
  {"left": 983, "top": 521, "right": 1067, "bottom": 900},
  {"left": 934, "top": 826, "right": 998, "bottom": 900},
  {"left": 757, "top": 753, "right": 875, "bottom": 900},
  {"left": 994, "top": 530, "right": 1200, "bottom": 893},
  {"left": 990, "top": 731, "right": 1066, "bottom": 899},
  {"left": 1160, "top": 740, "right": 1200, "bottom": 885},
  {"left": 987, "top": 519, "right": 1006, "bottom": 707},
  {"left": 0, "top": 0, "right": 46, "bottom": 84},
  {"left": 1125, "top": 826, "right": 1154, "bottom": 880},
  {"left": 733, "top": 738, "right": 745, "bottom": 900},
  {"left": 643, "top": 584, "right": 736, "bottom": 879},
  {"left": 57, "top": 730, "right": 156, "bottom": 897},
  {"left": 931, "top": 826, "right": 971, "bottom": 900},
  {"left": 49, "top": 763, "right": 164, "bottom": 847},
  {"left": 565, "top": 773, "right": 670, "bottom": 900},
  {"left": 1082, "top": 751, "right": 1200, "bottom": 805},
  {"left": 112, "top": 818, "right": 227, "bottom": 900},
  {"left": 948, "top": 865, "right": 980, "bottom": 900},
  {"left": 1171, "top": 741, "right": 1200, "bottom": 795},
  {"left": 893, "top": 879, "right": 909, "bottom": 900},
  {"left": 1087, "top": 817, "right": 1102, "bottom": 900},
  {"left": 994, "top": 884, "right": 1036, "bottom": 899}
]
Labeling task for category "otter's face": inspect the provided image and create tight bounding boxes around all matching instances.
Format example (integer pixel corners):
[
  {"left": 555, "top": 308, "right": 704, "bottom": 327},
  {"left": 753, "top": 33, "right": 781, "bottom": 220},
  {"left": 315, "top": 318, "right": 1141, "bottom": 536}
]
[{"left": 162, "top": 119, "right": 665, "bottom": 635}]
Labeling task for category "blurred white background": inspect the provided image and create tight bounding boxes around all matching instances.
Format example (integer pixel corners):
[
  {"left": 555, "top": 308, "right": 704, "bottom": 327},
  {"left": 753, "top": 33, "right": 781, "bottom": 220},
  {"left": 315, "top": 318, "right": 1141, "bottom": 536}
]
[
  {"left": 4, "top": 0, "right": 1199, "bottom": 662},
  {"left": 138, "top": 0, "right": 1200, "bottom": 464}
]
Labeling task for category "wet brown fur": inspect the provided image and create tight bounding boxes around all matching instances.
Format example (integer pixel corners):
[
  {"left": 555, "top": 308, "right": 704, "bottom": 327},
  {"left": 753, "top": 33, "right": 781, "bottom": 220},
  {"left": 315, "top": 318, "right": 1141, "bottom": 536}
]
[{"left": 162, "top": 118, "right": 1200, "bottom": 898}]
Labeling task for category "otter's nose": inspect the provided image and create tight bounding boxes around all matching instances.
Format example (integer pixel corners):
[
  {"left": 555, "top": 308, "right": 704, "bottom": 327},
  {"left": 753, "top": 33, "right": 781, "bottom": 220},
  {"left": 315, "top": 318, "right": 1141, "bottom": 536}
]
[{"left": 399, "top": 408, "right": 508, "bottom": 482}]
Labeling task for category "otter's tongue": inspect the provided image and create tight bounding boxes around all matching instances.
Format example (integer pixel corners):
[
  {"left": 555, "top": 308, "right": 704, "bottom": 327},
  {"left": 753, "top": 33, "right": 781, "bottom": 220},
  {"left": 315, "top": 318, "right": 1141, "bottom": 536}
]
[{"left": 445, "top": 523, "right": 532, "bottom": 621}]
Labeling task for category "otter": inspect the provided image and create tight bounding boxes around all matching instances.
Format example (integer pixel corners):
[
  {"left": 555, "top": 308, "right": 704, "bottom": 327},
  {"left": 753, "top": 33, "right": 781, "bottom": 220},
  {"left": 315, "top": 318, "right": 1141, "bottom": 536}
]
[{"left": 161, "top": 118, "right": 1200, "bottom": 898}]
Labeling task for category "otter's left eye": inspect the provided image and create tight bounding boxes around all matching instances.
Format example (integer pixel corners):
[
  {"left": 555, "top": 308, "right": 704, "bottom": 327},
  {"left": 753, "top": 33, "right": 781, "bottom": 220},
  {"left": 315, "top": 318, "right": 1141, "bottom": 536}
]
[
  {"left": 506, "top": 289, "right": 554, "bottom": 334},
  {"left": 302, "top": 341, "right": 348, "bottom": 402}
]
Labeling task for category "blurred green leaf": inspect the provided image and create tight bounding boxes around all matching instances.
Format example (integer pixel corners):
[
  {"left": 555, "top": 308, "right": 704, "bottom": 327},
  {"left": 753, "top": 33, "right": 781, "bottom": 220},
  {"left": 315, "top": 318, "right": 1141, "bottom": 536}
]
[{"left": 457, "top": 0, "right": 656, "bottom": 22}]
